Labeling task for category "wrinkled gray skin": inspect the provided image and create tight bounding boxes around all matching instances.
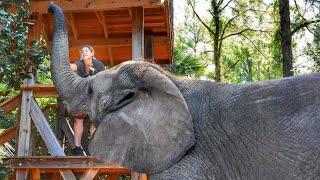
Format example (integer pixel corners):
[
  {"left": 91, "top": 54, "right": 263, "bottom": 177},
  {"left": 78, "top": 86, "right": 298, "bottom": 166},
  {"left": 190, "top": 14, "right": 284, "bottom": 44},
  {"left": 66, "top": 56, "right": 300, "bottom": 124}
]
[{"left": 49, "top": 3, "right": 320, "bottom": 180}]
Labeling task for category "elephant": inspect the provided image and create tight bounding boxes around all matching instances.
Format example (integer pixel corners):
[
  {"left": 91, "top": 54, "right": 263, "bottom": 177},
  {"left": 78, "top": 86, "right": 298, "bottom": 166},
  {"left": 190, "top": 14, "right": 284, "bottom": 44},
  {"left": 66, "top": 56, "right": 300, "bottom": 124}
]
[{"left": 49, "top": 3, "right": 320, "bottom": 180}]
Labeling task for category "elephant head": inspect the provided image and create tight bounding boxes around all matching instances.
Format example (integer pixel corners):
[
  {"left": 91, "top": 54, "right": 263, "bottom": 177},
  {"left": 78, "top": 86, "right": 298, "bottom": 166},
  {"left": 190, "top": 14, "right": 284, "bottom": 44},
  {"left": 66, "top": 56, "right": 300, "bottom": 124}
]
[{"left": 48, "top": 3, "right": 195, "bottom": 174}]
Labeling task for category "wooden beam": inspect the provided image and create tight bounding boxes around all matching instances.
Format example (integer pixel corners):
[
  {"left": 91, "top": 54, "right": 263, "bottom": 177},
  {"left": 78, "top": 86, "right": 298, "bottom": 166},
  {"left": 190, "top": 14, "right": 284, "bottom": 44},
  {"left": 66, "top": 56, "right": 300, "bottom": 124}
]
[
  {"left": 132, "top": 6, "right": 144, "bottom": 60},
  {"left": 30, "top": 0, "right": 163, "bottom": 14},
  {"left": 163, "top": 0, "right": 173, "bottom": 64},
  {"left": 80, "top": 169, "right": 100, "bottom": 180},
  {"left": 21, "top": 84, "right": 57, "bottom": 98},
  {"left": 68, "top": 13, "right": 79, "bottom": 40},
  {"left": 70, "top": 38, "right": 131, "bottom": 47},
  {"left": 28, "top": 13, "right": 41, "bottom": 40},
  {"left": 40, "top": 15, "right": 51, "bottom": 50},
  {"left": 66, "top": 36, "right": 168, "bottom": 48},
  {"left": 30, "top": 99, "right": 64, "bottom": 156},
  {"left": 16, "top": 76, "right": 35, "bottom": 180},
  {"left": 17, "top": 77, "right": 34, "bottom": 156},
  {"left": 7, "top": 157, "right": 130, "bottom": 173},
  {"left": 0, "top": 124, "right": 17, "bottom": 146},
  {"left": 128, "top": 8, "right": 133, "bottom": 19},
  {"left": 145, "top": 32, "right": 154, "bottom": 63},
  {"left": 29, "top": 98, "right": 76, "bottom": 180},
  {"left": 0, "top": 93, "right": 21, "bottom": 115},
  {"left": 107, "top": 22, "right": 165, "bottom": 28},
  {"left": 107, "top": 174, "right": 118, "bottom": 180},
  {"left": 61, "top": 116, "right": 75, "bottom": 147},
  {"left": 108, "top": 47, "right": 114, "bottom": 66},
  {"left": 95, "top": 11, "right": 109, "bottom": 40},
  {"left": 30, "top": 168, "right": 40, "bottom": 180},
  {"left": 131, "top": 172, "right": 148, "bottom": 180}
]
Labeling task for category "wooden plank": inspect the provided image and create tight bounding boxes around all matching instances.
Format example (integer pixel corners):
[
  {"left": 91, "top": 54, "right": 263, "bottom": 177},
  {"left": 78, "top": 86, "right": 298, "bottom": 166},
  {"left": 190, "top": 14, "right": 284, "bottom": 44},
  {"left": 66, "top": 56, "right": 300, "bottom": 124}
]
[
  {"left": 132, "top": 6, "right": 144, "bottom": 60},
  {"left": 107, "top": 174, "right": 118, "bottom": 180},
  {"left": 95, "top": 11, "right": 109, "bottom": 40},
  {"left": 31, "top": 168, "right": 40, "bottom": 180},
  {"left": 29, "top": 99, "right": 76, "bottom": 180},
  {"left": 28, "top": 13, "right": 41, "bottom": 40},
  {"left": 60, "top": 116, "right": 75, "bottom": 147},
  {"left": 30, "top": 98, "right": 65, "bottom": 156},
  {"left": 17, "top": 76, "right": 34, "bottom": 157},
  {"left": 108, "top": 47, "right": 114, "bottom": 66},
  {"left": 164, "top": 0, "right": 173, "bottom": 64},
  {"left": 21, "top": 84, "right": 57, "bottom": 98},
  {"left": 16, "top": 169, "right": 28, "bottom": 180},
  {"left": 145, "top": 32, "right": 154, "bottom": 63},
  {"left": 0, "top": 125, "right": 18, "bottom": 146},
  {"left": 131, "top": 172, "right": 148, "bottom": 180},
  {"left": 68, "top": 13, "right": 79, "bottom": 40},
  {"left": 30, "top": 0, "right": 163, "bottom": 14},
  {"left": 80, "top": 169, "right": 100, "bottom": 180},
  {"left": 7, "top": 157, "right": 130, "bottom": 173},
  {"left": 0, "top": 93, "right": 22, "bottom": 115},
  {"left": 105, "top": 22, "right": 165, "bottom": 29},
  {"left": 59, "top": 169, "right": 76, "bottom": 180},
  {"left": 67, "top": 36, "right": 168, "bottom": 48}
]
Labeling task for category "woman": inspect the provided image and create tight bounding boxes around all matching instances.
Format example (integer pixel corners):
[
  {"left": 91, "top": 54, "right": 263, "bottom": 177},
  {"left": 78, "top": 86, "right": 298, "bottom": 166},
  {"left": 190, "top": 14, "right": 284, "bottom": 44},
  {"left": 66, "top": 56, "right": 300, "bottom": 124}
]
[{"left": 70, "top": 44, "right": 105, "bottom": 156}]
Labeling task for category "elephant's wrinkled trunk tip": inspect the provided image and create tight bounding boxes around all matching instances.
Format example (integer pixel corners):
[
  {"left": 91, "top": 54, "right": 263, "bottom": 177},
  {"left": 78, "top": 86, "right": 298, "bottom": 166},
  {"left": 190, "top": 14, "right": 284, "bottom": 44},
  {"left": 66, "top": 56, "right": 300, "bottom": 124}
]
[{"left": 48, "top": 2, "right": 59, "bottom": 14}]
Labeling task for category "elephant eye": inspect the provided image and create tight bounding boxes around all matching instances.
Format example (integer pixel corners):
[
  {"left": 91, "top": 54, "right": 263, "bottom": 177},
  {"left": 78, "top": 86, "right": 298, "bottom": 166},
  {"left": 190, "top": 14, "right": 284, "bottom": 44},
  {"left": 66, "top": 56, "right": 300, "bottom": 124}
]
[
  {"left": 116, "top": 91, "right": 135, "bottom": 106},
  {"left": 88, "top": 86, "right": 93, "bottom": 94}
]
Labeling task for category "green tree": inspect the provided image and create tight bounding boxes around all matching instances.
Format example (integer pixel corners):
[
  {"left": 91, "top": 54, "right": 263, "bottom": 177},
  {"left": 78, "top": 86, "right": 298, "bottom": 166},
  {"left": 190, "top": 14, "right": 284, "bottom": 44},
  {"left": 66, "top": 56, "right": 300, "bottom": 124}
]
[
  {"left": 0, "top": 0, "right": 51, "bottom": 164},
  {"left": 173, "top": 2, "right": 207, "bottom": 78},
  {"left": 0, "top": 0, "right": 48, "bottom": 91},
  {"left": 188, "top": 0, "right": 269, "bottom": 82},
  {"left": 307, "top": 24, "right": 320, "bottom": 70}
]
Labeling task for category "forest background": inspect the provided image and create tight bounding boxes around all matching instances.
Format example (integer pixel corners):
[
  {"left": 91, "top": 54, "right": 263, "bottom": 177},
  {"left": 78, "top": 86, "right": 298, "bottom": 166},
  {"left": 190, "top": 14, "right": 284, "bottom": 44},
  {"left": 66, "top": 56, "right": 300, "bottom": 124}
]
[{"left": 0, "top": 0, "right": 319, "bottom": 176}]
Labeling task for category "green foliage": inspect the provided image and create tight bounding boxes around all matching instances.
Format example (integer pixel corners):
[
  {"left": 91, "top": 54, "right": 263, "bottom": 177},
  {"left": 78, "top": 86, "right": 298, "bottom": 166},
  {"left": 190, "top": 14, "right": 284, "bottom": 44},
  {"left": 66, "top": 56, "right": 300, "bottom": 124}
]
[
  {"left": 173, "top": 3, "right": 207, "bottom": 78},
  {"left": 173, "top": 36, "right": 206, "bottom": 77},
  {"left": 0, "top": 2, "right": 52, "bottom": 174},
  {"left": 0, "top": 0, "right": 49, "bottom": 90},
  {"left": 307, "top": 24, "right": 320, "bottom": 70}
]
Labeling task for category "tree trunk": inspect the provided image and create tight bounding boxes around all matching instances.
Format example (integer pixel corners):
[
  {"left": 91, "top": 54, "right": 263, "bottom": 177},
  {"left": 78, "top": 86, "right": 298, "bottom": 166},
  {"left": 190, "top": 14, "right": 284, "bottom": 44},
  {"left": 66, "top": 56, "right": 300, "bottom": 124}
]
[
  {"left": 213, "top": 9, "right": 221, "bottom": 82},
  {"left": 279, "top": 0, "right": 294, "bottom": 77}
]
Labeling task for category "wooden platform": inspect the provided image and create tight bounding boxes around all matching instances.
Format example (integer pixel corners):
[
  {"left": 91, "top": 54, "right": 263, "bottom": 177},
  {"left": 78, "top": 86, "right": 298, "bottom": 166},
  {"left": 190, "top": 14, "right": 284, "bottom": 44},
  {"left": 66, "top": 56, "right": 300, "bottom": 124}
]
[
  {"left": 4, "top": 156, "right": 148, "bottom": 179},
  {"left": 29, "top": 0, "right": 173, "bottom": 65}
]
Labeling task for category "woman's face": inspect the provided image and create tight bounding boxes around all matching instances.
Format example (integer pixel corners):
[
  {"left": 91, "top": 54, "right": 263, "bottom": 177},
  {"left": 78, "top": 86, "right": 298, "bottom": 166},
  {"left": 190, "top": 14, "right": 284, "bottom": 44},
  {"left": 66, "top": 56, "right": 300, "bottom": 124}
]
[{"left": 81, "top": 47, "right": 94, "bottom": 61}]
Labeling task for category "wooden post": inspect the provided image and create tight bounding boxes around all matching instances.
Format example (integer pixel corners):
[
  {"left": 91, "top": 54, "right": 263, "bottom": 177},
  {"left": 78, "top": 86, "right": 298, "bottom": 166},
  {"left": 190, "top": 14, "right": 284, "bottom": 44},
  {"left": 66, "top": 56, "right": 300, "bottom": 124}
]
[
  {"left": 30, "top": 169, "right": 40, "bottom": 180},
  {"left": 107, "top": 174, "right": 118, "bottom": 180},
  {"left": 132, "top": 6, "right": 144, "bottom": 60},
  {"left": 55, "top": 98, "right": 64, "bottom": 145},
  {"left": 131, "top": 172, "right": 148, "bottom": 180},
  {"left": 29, "top": 98, "right": 76, "bottom": 180},
  {"left": 145, "top": 31, "right": 154, "bottom": 63},
  {"left": 80, "top": 169, "right": 100, "bottom": 180},
  {"left": 61, "top": 117, "right": 75, "bottom": 147},
  {"left": 16, "top": 75, "right": 34, "bottom": 180}
]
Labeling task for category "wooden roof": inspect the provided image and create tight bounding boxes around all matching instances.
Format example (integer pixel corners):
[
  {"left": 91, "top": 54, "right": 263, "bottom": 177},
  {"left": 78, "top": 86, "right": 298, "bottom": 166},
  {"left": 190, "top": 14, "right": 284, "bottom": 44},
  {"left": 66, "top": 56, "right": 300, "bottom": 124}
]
[{"left": 29, "top": 0, "right": 173, "bottom": 66}]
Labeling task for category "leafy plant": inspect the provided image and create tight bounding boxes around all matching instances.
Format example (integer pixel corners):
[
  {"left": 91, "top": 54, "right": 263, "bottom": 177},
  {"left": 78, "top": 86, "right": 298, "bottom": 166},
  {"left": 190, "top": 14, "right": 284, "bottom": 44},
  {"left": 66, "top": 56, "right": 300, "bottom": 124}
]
[{"left": 0, "top": 0, "right": 49, "bottom": 90}]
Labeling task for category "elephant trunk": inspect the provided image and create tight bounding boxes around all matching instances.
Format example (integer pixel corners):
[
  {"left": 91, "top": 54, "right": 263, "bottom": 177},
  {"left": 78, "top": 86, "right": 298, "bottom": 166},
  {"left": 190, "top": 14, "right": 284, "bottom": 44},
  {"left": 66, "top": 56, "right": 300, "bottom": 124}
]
[{"left": 48, "top": 3, "right": 90, "bottom": 116}]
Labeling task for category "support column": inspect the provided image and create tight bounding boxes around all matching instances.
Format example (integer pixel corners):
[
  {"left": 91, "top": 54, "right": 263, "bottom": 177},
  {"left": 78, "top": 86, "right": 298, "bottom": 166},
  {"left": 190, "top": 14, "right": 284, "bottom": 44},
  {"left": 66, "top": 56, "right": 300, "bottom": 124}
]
[
  {"left": 132, "top": 6, "right": 144, "bottom": 60},
  {"left": 16, "top": 75, "right": 34, "bottom": 180},
  {"left": 55, "top": 98, "right": 64, "bottom": 145},
  {"left": 145, "top": 31, "right": 154, "bottom": 63}
]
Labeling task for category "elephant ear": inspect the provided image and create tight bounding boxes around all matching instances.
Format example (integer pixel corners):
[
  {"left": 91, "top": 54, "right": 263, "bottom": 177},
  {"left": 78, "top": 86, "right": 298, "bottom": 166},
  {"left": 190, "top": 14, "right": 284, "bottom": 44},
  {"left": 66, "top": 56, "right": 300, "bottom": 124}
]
[{"left": 89, "top": 66, "right": 195, "bottom": 174}]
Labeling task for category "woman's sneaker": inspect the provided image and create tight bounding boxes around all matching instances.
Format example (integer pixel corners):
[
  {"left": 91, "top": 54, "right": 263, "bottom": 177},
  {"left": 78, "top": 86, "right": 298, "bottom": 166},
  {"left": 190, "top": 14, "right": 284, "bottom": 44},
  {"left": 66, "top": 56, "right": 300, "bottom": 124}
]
[{"left": 71, "top": 146, "right": 84, "bottom": 156}]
